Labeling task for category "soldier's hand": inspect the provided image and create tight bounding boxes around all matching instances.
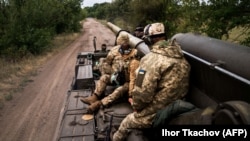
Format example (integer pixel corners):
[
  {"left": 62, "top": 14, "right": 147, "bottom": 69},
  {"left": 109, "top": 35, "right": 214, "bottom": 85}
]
[
  {"left": 110, "top": 72, "right": 119, "bottom": 84},
  {"left": 128, "top": 98, "right": 133, "bottom": 105},
  {"left": 128, "top": 98, "right": 137, "bottom": 112}
]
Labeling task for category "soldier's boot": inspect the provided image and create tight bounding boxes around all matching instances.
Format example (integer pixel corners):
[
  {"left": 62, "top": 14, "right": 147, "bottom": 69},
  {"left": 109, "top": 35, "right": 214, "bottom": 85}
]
[
  {"left": 87, "top": 100, "right": 102, "bottom": 113},
  {"left": 80, "top": 93, "right": 99, "bottom": 105}
]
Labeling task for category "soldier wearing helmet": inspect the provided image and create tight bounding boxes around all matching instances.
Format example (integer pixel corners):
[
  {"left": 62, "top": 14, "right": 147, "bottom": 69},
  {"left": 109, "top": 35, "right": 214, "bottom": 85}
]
[
  {"left": 113, "top": 23, "right": 191, "bottom": 141},
  {"left": 80, "top": 32, "right": 140, "bottom": 113}
]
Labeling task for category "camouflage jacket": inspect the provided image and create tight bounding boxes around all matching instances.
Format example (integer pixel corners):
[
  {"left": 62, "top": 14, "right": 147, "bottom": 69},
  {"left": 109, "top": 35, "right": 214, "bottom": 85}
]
[
  {"left": 131, "top": 39, "right": 191, "bottom": 118},
  {"left": 128, "top": 58, "right": 140, "bottom": 97},
  {"left": 100, "top": 45, "right": 139, "bottom": 83}
]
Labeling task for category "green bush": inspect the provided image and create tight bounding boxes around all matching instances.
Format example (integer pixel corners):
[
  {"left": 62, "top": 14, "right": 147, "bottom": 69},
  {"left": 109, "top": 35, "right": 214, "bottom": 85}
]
[{"left": 0, "top": 0, "right": 84, "bottom": 59}]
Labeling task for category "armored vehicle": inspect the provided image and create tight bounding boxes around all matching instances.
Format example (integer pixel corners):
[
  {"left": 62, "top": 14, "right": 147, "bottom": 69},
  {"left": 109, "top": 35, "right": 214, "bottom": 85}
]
[{"left": 53, "top": 22, "right": 250, "bottom": 141}]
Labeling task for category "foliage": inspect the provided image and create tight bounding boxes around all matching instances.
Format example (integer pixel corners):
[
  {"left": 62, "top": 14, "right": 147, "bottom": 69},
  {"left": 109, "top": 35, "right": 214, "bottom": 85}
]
[
  {"left": 130, "top": 0, "right": 178, "bottom": 38},
  {"left": 0, "top": 0, "right": 85, "bottom": 61},
  {"left": 84, "top": 0, "right": 250, "bottom": 46},
  {"left": 85, "top": 3, "right": 111, "bottom": 19},
  {"left": 1, "top": 0, "right": 249, "bottom": 59},
  {"left": 202, "top": 0, "right": 250, "bottom": 40}
]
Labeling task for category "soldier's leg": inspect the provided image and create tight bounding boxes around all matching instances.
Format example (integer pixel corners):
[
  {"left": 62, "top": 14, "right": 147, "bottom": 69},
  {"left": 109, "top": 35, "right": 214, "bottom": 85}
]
[
  {"left": 101, "top": 82, "right": 129, "bottom": 106},
  {"left": 87, "top": 82, "right": 129, "bottom": 113},
  {"left": 94, "top": 74, "right": 111, "bottom": 97},
  {"left": 112, "top": 113, "right": 151, "bottom": 141},
  {"left": 80, "top": 74, "right": 111, "bottom": 104}
]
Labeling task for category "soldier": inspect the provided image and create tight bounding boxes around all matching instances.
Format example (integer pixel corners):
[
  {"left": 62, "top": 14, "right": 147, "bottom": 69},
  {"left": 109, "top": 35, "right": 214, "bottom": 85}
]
[
  {"left": 80, "top": 32, "right": 139, "bottom": 113},
  {"left": 133, "top": 26, "right": 144, "bottom": 39},
  {"left": 87, "top": 57, "right": 140, "bottom": 113},
  {"left": 112, "top": 23, "right": 191, "bottom": 141},
  {"left": 101, "top": 43, "right": 107, "bottom": 52}
]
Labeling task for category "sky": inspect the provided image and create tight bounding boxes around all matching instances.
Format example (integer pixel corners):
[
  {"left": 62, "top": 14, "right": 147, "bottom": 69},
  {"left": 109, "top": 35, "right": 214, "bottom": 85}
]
[
  {"left": 82, "top": 0, "right": 113, "bottom": 7},
  {"left": 82, "top": 0, "right": 209, "bottom": 8}
]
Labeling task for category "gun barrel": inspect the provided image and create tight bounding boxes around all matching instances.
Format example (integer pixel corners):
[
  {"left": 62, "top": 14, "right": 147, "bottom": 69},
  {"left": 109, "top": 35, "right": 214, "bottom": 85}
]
[
  {"left": 172, "top": 33, "right": 250, "bottom": 83},
  {"left": 107, "top": 22, "right": 150, "bottom": 56},
  {"left": 171, "top": 33, "right": 250, "bottom": 105}
]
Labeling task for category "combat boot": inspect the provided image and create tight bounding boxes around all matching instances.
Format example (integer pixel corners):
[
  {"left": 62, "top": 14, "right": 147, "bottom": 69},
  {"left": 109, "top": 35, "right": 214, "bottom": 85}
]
[
  {"left": 87, "top": 100, "right": 102, "bottom": 113},
  {"left": 80, "top": 93, "right": 99, "bottom": 105}
]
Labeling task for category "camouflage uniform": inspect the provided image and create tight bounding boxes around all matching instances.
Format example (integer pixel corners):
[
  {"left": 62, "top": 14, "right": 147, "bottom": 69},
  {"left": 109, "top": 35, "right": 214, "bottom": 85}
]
[
  {"left": 113, "top": 39, "right": 191, "bottom": 141},
  {"left": 94, "top": 45, "right": 139, "bottom": 98},
  {"left": 81, "top": 32, "right": 140, "bottom": 113},
  {"left": 101, "top": 57, "right": 140, "bottom": 106}
]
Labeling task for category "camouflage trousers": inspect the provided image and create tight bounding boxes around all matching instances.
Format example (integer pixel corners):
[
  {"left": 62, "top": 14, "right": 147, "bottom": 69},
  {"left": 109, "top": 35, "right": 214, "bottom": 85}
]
[
  {"left": 101, "top": 82, "right": 129, "bottom": 106},
  {"left": 94, "top": 74, "right": 111, "bottom": 97},
  {"left": 112, "top": 112, "right": 155, "bottom": 141}
]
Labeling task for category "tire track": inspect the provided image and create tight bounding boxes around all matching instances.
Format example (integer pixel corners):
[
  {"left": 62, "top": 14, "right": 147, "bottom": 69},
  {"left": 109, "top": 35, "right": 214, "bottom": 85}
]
[{"left": 0, "top": 18, "right": 116, "bottom": 141}]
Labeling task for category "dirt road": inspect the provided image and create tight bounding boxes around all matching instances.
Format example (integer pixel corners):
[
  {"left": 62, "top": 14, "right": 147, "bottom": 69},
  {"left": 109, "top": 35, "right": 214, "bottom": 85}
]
[{"left": 0, "top": 18, "right": 116, "bottom": 141}]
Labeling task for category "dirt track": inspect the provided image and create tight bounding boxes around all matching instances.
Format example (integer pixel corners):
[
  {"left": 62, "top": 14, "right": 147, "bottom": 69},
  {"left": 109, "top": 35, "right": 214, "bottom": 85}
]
[{"left": 0, "top": 18, "right": 116, "bottom": 141}]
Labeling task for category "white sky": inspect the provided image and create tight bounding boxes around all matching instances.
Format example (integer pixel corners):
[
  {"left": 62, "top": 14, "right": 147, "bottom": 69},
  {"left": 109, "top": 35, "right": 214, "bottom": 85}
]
[
  {"left": 83, "top": 0, "right": 112, "bottom": 7},
  {"left": 82, "top": 0, "right": 208, "bottom": 7}
]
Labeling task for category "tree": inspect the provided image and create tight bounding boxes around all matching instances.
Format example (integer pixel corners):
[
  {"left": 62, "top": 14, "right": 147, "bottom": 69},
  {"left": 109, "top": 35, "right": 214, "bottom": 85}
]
[
  {"left": 129, "top": 0, "right": 182, "bottom": 38},
  {"left": 83, "top": 0, "right": 250, "bottom": 46},
  {"left": 201, "top": 0, "right": 250, "bottom": 45},
  {"left": 0, "top": 0, "right": 84, "bottom": 60}
]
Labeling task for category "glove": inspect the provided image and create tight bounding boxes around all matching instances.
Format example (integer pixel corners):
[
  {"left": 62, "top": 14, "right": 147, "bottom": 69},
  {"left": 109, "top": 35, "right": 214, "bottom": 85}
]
[{"left": 110, "top": 72, "right": 119, "bottom": 86}]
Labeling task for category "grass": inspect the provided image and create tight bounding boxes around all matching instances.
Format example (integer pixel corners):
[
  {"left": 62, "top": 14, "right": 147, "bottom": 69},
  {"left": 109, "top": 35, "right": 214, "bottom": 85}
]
[{"left": 0, "top": 32, "right": 81, "bottom": 109}]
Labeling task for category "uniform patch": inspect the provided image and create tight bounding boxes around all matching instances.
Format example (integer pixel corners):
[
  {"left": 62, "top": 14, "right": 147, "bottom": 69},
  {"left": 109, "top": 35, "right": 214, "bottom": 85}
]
[{"left": 135, "top": 69, "right": 146, "bottom": 88}]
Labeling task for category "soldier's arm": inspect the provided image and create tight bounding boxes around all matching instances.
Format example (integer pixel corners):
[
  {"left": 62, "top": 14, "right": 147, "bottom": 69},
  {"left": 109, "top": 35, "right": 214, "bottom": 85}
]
[
  {"left": 131, "top": 65, "right": 161, "bottom": 111},
  {"left": 105, "top": 51, "right": 114, "bottom": 65},
  {"left": 128, "top": 59, "right": 140, "bottom": 97},
  {"left": 103, "top": 49, "right": 117, "bottom": 73}
]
